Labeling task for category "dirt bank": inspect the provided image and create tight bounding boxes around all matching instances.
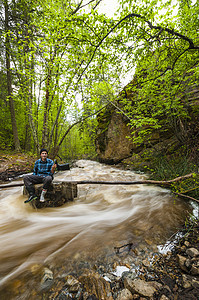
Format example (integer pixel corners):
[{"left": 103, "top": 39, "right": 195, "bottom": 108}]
[{"left": 0, "top": 152, "right": 36, "bottom": 182}]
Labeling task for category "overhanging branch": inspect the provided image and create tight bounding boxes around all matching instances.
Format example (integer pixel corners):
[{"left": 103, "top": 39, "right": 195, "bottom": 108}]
[{"left": 77, "top": 12, "right": 198, "bottom": 83}]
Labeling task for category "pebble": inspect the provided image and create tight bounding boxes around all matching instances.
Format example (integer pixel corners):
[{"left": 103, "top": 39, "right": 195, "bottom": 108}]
[{"left": 40, "top": 267, "right": 54, "bottom": 291}]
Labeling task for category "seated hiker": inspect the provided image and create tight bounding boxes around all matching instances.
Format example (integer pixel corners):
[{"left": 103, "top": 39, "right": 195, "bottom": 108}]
[{"left": 23, "top": 149, "right": 57, "bottom": 203}]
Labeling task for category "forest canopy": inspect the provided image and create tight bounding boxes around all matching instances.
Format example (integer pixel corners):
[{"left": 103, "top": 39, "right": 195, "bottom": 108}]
[{"left": 0, "top": 0, "right": 198, "bottom": 159}]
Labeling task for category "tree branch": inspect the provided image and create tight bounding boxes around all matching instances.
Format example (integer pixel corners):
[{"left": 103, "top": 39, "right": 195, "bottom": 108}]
[
  {"left": 77, "top": 12, "right": 199, "bottom": 83},
  {"left": 57, "top": 103, "right": 109, "bottom": 148}
]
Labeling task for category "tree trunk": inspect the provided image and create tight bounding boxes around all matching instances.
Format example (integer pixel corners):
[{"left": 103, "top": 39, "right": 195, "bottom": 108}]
[
  {"left": 0, "top": 172, "right": 198, "bottom": 204},
  {"left": 4, "top": 0, "right": 21, "bottom": 152},
  {"left": 23, "top": 25, "right": 40, "bottom": 154},
  {"left": 42, "top": 61, "right": 53, "bottom": 148}
]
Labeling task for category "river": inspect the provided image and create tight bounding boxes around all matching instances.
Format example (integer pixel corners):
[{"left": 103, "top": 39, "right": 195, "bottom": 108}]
[{"left": 0, "top": 160, "right": 193, "bottom": 299}]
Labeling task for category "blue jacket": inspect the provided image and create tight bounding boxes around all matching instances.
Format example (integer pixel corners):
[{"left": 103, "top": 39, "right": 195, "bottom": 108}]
[{"left": 33, "top": 158, "right": 54, "bottom": 177}]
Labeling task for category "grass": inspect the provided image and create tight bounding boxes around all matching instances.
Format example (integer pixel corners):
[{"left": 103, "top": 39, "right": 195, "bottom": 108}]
[{"left": 148, "top": 153, "right": 199, "bottom": 202}]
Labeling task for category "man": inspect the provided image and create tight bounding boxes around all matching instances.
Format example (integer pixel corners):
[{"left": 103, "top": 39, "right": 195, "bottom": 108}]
[{"left": 23, "top": 149, "right": 57, "bottom": 203}]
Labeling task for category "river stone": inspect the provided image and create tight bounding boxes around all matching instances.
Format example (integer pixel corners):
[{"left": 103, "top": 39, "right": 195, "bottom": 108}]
[
  {"left": 40, "top": 267, "right": 54, "bottom": 291},
  {"left": 184, "top": 241, "right": 190, "bottom": 247},
  {"left": 123, "top": 278, "right": 157, "bottom": 297},
  {"left": 184, "top": 258, "right": 192, "bottom": 269},
  {"left": 182, "top": 274, "right": 192, "bottom": 288},
  {"left": 142, "top": 259, "right": 151, "bottom": 268},
  {"left": 78, "top": 270, "right": 113, "bottom": 299},
  {"left": 115, "top": 288, "right": 133, "bottom": 300},
  {"left": 190, "top": 264, "right": 199, "bottom": 275},
  {"left": 82, "top": 292, "right": 98, "bottom": 300},
  {"left": 65, "top": 275, "right": 81, "bottom": 293},
  {"left": 160, "top": 295, "right": 170, "bottom": 300},
  {"left": 177, "top": 254, "right": 189, "bottom": 272},
  {"left": 186, "top": 247, "right": 199, "bottom": 258},
  {"left": 23, "top": 181, "right": 77, "bottom": 208}
]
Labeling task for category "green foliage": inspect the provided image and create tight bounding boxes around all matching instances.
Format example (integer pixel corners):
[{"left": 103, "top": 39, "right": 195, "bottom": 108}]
[
  {"left": 0, "top": 0, "right": 199, "bottom": 160},
  {"left": 116, "top": 0, "right": 199, "bottom": 147},
  {"left": 149, "top": 151, "right": 199, "bottom": 201},
  {"left": 0, "top": 71, "right": 13, "bottom": 149},
  {"left": 60, "top": 124, "right": 96, "bottom": 161}
]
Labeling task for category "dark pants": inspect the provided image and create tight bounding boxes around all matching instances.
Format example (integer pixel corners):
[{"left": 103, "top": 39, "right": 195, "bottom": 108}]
[{"left": 23, "top": 175, "right": 53, "bottom": 195}]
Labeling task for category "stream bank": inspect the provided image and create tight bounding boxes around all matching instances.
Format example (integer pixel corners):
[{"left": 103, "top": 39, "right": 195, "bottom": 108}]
[
  {"left": 2, "top": 217, "right": 198, "bottom": 299},
  {"left": 0, "top": 153, "right": 35, "bottom": 182},
  {"left": 36, "top": 216, "right": 199, "bottom": 300}
]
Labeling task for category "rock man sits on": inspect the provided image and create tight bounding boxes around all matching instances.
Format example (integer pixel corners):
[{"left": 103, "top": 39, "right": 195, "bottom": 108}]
[{"left": 23, "top": 149, "right": 57, "bottom": 203}]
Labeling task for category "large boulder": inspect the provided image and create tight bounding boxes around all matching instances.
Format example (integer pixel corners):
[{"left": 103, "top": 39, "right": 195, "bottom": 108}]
[{"left": 23, "top": 181, "right": 77, "bottom": 208}]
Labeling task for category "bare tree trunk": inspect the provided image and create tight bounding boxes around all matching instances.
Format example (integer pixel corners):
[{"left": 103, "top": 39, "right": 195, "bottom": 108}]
[
  {"left": 42, "top": 71, "right": 51, "bottom": 148},
  {"left": 23, "top": 26, "right": 40, "bottom": 154},
  {"left": 50, "top": 104, "right": 109, "bottom": 158},
  {"left": 4, "top": 0, "right": 21, "bottom": 152},
  {"left": 42, "top": 54, "right": 54, "bottom": 148}
]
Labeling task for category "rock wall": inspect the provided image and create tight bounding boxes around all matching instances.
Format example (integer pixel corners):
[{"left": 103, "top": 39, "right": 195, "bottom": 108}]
[
  {"left": 96, "top": 106, "right": 135, "bottom": 164},
  {"left": 95, "top": 83, "right": 199, "bottom": 168}
]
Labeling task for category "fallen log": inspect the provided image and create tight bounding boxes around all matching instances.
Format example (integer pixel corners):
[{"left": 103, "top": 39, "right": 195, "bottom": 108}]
[
  {"left": 0, "top": 173, "right": 196, "bottom": 189},
  {"left": 0, "top": 182, "right": 24, "bottom": 188},
  {"left": 0, "top": 173, "right": 198, "bottom": 205}
]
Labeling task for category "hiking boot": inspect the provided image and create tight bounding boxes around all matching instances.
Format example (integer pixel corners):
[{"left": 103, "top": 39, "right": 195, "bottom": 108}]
[
  {"left": 24, "top": 194, "right": 38, "bottom": 203},
  {"left": 40, "top": 189, "right": 47, "bottom": 202}
]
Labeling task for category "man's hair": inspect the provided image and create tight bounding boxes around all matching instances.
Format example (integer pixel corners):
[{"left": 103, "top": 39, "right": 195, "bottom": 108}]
[{"left": 40, "top": 148, "right": 48, "bottom": 155}]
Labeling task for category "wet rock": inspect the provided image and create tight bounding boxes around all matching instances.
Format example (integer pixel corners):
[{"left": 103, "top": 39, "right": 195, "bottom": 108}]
[
  {"left": 192, "top": 277, "right": 199, "bottom": 288},
  {"left": 149, "top": 281, "right": 163, "bottom": 290},
  {"left": 82, "top": 292, "right": 98, "bottom": 300},
  {"left": 121, "top": 269, "right": 137, "bottom": 282},
  {"left": 184, "top": 258, "right": 192, "bottom": 269},
  {"left": 190, "top": 264, "right": 199, "bottom": 275},
  {"left": 182, "top": 274, "right": 192, "bottom": 288},
  {"left": 177, "top": 254, "right": 189, "bottom": 272},
  {"left": 78, "top": 270, "right": 113, "bottom": 299},
  {"left": 186, "top": 247, "right": 199, "bottom": 258},
  {"left": 65, "top": 275, "right": 81, "bottom": 293},
  {"left": 55, "top": 290, "right": 73, "bottom": 299},
  {"left": 184, "top": 241, "right": 190, "bottom": 247},
  {"left": 24, "top": 181, "right": 77, "bottom": 209},
  {"left": 123, "top": 278, "right": 157, "bottom": 298},
  {"left": 131, "top": 295, "right": 146, "bottom": 300},
  {"left": 40, "top": 267, "right": 54, "bottom": 291},
  {"left": 177, "top": 248, "right": 199, "bottom": 275},
  {"left": 160, "top": 295, "right": 170, "bottom": 300},
  {"left": 142, "top": 259, "right": 151, "bottom": 268},
  {"left": 102, "top": 273, "right": 116, "bottom": 282},
  {"left": 115, "top": 288, "right": 133, "bottom": 300}
]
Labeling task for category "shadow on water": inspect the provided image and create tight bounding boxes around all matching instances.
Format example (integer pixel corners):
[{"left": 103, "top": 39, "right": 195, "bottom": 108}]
[{"left": 0, "top": 160, "right": 192, "bottom": 298}]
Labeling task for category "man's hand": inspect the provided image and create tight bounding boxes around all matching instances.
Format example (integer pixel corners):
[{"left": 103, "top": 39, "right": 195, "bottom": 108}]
[{"left": 51, "top": 163, "right": 57, "bottom": 174}]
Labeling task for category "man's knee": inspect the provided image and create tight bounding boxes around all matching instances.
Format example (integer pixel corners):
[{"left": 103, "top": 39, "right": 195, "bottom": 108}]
[
  {"left": 43, "top": 176, "right": 53, "bottom": 190},
  {"left": 23, "top": 175, "right": 31, "bottom": 186},
  {"left": 45, "top": 176, "right": 53, "bottom": 183}
]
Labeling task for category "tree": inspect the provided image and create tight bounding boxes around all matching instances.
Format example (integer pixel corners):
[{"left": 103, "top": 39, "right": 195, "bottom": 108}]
[
  {"left": 0, "top": 0, "right": 198, "bottom": 160},
  {"left": 4, "top": 0, "right": 21, "bottom": 151},
  {"left": 99, "top": 0, "right": 199, "bottom": 147}
]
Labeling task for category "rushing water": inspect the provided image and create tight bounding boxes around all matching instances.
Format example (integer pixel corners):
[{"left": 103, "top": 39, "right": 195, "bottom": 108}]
[{"left": 0, "top": 160, "right": 192, "bottom": 298}]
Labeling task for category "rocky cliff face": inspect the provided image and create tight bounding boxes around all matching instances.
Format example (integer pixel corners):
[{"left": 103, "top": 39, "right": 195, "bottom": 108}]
[
  {"left": 96, "top": 105, "right": 134, "bottom": 164},
  {"left": 95, "top": 83, "right": 199, "bottom": 169}
]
